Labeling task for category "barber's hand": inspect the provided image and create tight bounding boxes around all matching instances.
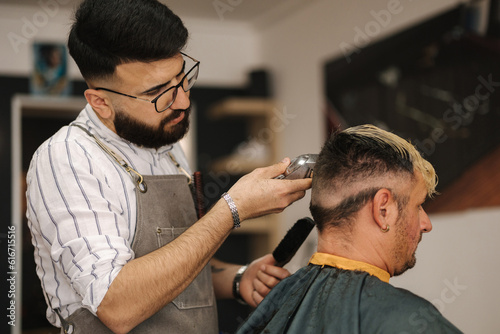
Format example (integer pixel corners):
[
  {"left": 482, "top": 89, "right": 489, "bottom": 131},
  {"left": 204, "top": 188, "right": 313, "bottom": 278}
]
[
  {"left": 227, "top": 158, "right": 312, "bottom": 222},
  {"left": 239, "top": 254, "right": 290, "bottom": 307}
]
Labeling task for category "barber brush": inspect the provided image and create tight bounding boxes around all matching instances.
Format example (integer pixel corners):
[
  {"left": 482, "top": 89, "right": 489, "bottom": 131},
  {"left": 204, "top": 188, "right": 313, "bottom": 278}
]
[
  {"left": 193, "top": 171, "right": 206, "bottom": 219},
  {"left": 272, "top": 217, "right": 316, "bottom": 267}
]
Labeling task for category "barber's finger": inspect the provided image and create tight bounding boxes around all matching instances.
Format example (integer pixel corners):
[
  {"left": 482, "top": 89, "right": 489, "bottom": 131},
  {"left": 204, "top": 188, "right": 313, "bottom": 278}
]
[
  {"left": 253, "top": 277, "right": 272, "bottom": 297},
  {"left": 277, "top": 180, "right": 312, "bottom": 208},
  {"left": 255, "top": 271, "right": 278, "bottom": 290},
  {"left": 284, "top": 177, "right": 312, "bottom": 191},
  {"left": 283, "top": 188, "right": 306, "bottom": 203},
  {"left": 252, "top": 287, "right": 265, "bottom": 306},
  {"left": 252, "top": 157, "right": 291, "bottom": 178},
  {"left": 260, "top": 264, "right": 290, "bottom": 281}
]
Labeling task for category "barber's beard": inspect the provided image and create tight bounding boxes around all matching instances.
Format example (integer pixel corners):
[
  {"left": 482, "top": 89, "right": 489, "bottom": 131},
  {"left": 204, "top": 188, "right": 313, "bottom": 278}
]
[{"left": 114, "top": 107, "right": 190, "bottom": 149}]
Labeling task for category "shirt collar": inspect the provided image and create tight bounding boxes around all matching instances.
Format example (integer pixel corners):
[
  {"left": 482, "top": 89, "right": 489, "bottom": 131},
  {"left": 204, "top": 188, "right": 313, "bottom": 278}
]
[{"left": 309, "top": 252, "right": 390, "bottom": 283}]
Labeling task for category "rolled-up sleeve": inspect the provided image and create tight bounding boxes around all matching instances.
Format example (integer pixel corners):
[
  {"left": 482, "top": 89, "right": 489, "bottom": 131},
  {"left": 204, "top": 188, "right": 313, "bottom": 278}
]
[{"left": 27, "top": 134, "right": 135, "bottom": 314}]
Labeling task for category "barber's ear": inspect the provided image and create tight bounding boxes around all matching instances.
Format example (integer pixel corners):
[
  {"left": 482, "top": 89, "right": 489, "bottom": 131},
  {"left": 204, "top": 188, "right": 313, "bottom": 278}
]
[
  {"left": 372, "top": 188, "right": 396, "bottom": 228},
  {"left": 84, "top": 89, "right": 114, "bottom": 120}
]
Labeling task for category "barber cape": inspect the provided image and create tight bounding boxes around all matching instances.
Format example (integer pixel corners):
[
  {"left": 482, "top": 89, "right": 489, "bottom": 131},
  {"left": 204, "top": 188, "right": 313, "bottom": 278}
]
[{"left": 237, "top": 253, "right": 462, "bottom": 334}]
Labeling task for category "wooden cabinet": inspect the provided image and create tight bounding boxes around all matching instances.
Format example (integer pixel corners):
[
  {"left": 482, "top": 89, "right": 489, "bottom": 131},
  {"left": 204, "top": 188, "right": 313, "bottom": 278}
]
[{"left": 208, "top": 97, "right": 283, "bottom": 258}]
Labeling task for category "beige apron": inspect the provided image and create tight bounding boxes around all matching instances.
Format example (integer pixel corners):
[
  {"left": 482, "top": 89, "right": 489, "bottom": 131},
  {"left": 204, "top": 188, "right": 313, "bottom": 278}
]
[{"left": 57, "top": 125, "right": 218, "bottom": 333}]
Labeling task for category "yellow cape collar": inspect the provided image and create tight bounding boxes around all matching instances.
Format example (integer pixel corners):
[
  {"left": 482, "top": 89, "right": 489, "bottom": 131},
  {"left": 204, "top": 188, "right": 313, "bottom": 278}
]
[{"left": 309, "top": 252, "right": 390, "bottom": 283}]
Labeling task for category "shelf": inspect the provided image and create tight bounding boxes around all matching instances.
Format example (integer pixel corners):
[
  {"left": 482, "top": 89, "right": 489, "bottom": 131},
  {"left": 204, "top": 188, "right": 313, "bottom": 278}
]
[
  {"left": 208, "top": 96, "right": 283, "bottom": 255},
  {"left": 13, "top": 94, "right": 87, "bottom": 118},
  {"left": 210, "top": 150, "right": 273, "bottom": 174},
  {"left": 208, "top": 97, "right": 278, "bottom": 118},
  {"left": 208, "top": 97, "right": 280, "bottom": 174}
]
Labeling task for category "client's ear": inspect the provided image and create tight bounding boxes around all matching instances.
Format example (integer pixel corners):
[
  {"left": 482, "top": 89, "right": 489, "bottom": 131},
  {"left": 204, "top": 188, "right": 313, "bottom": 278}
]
[{"left": 372, "top": 188, "right": 397, "bottom": 230}]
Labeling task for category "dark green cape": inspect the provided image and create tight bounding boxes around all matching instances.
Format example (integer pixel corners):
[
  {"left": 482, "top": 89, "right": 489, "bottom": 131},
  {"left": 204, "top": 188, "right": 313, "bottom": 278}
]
[{"left": 237, "top": 264, "right": 462, "bottom": 334}]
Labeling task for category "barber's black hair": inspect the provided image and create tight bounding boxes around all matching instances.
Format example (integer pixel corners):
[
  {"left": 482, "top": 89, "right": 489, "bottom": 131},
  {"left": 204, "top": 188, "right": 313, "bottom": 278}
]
[{"left": 68, "top": 0, "right": 188, "bottom": 81}]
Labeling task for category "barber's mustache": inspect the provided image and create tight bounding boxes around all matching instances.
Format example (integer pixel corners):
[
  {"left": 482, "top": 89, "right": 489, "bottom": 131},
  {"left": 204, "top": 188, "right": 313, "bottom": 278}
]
[{"left": 162, "top": 105, "right": 191, "bottom": 124}]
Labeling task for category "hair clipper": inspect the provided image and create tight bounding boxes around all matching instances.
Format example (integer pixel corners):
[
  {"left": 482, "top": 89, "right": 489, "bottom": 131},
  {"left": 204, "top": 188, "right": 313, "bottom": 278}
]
[{"left": 275, "top": 154, "right": 318, "bottom": 180}]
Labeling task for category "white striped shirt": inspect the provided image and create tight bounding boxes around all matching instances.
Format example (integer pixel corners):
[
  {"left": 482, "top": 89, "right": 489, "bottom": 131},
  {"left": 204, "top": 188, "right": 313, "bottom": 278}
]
[{"left": 26, "top": 104, "right": 191, "bottom": 327}]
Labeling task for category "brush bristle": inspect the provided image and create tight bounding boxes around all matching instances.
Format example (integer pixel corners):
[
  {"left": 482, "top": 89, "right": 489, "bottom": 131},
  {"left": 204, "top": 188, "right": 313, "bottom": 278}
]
[{"left": 272, "top": 217, "right": 315, "bottom": 267}]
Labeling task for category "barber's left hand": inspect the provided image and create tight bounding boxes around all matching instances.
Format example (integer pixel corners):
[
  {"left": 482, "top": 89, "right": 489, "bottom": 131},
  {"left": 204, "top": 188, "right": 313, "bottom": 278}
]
[{"left": 239, "top": 254, "right": 290, "bottom": 307}]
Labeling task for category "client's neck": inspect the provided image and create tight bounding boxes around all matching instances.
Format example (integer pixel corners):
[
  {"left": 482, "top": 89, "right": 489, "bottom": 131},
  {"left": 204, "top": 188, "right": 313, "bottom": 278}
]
[{"left": 317, "top": 225, "right": 390, "bottom": 274}]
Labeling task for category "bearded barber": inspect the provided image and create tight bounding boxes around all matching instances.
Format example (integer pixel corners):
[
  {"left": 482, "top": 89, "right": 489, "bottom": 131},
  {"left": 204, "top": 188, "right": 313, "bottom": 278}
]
[{"left": 25, "top": 1, "right": 311, "bottom": 333}]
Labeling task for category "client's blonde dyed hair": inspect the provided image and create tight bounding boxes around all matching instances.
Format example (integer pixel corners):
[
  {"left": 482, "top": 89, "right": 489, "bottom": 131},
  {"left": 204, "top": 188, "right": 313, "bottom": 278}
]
[
  {"left": 310, "top": 124, "right": 438, "bottom": 231},
  {"left": 343, "top": 125, "right": 438, "bottom": 197}
]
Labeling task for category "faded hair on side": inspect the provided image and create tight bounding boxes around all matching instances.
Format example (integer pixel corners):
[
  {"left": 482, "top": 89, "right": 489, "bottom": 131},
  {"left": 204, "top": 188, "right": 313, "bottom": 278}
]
[{"left": 310, "top": 124, "right": 437, "bottom": 231}]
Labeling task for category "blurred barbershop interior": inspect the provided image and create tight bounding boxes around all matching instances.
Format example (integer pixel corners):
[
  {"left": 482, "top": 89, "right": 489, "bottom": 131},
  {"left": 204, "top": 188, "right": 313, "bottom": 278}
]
[{"left": 1, "top": 0, "right": 500, "bottom": 333}]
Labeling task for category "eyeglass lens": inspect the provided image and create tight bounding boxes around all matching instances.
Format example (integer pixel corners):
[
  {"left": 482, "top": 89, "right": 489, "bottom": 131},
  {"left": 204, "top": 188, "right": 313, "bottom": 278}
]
[{"left": 155, "top": 61, "right": 199, "bottom": 112}]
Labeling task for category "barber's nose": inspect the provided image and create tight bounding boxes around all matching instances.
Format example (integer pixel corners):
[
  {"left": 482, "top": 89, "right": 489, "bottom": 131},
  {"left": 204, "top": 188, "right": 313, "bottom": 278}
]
[
  {"left": 171, "top": 88, "right": 190, "bottom": 110},
  {"left": 421, "top": 209, "right": 433, "bottom": 233}
]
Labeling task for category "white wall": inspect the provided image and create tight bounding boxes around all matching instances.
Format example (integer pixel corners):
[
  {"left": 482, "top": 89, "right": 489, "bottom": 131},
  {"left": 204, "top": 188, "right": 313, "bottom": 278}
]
[
  {"left": 0, "top": 3, "right": 81, "bottom": 78},
  {"left": 392, "top": 208, "right": 500, "bottom": 333},
  {"left": 181, "top": 17, "right": 261, "bottom": 87},
  {"left": 0, "top": 3, "right": 260, "bottom": 87}
]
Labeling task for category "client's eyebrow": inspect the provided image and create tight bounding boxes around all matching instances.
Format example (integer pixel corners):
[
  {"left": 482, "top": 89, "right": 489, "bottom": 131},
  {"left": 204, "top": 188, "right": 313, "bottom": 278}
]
[{"left": 140, "top": 61, "right": 186, "bottom": 95}]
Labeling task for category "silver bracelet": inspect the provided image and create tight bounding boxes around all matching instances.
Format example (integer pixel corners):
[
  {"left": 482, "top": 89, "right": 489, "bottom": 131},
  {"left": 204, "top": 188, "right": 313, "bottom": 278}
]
[
  {"left": 221, "top": 192, "right": 241, "bottom": 229},
  {"left": 232, "top": 265, "right": 248, "bottom": 305}
]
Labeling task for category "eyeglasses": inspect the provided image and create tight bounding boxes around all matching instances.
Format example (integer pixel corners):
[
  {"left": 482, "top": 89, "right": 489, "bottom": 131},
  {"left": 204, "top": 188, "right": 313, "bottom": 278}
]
[{"left": 95, "top": 52, "right": 200, "bottom": 113}]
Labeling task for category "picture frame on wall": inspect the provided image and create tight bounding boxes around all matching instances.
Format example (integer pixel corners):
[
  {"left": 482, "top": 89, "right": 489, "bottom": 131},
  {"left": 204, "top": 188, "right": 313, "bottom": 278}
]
[{"left": 31, "top": 42, "right": 71, "bottom": 96}]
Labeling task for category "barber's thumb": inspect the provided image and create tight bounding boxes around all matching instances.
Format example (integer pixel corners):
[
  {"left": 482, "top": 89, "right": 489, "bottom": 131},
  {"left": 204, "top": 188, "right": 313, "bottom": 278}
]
[
  {"left": 260, "top": 157, "right": 290, "bottom": 178},
  {"left": 280, "top": 157, "right": 291, "bottom": 165},
  {"left": 259, "top": 254, "right": 280, "bottom": 269},
  {"left": 271, "top": 157, "right": 290, "bottom": 175}
]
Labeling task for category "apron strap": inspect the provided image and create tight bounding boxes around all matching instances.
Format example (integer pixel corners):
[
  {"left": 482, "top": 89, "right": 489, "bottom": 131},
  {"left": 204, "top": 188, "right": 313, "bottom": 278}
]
[
  {"left": 167, "top": 152, "right": 192, "bottom": 184},
  {"left": 70, "top": 123, "right": 148, "bottom": 193}
]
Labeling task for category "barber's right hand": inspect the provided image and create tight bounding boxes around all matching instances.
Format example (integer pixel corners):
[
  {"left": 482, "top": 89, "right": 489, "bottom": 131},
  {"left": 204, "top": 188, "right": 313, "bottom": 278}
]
[{"left": 225, "top": 158, "right": 312, "bottom": 222}]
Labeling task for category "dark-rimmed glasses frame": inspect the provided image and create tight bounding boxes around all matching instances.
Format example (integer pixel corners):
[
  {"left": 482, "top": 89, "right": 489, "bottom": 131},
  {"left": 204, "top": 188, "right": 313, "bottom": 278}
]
[{"left": 94, "top": 52, "right": 200, "bottom": 113}]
